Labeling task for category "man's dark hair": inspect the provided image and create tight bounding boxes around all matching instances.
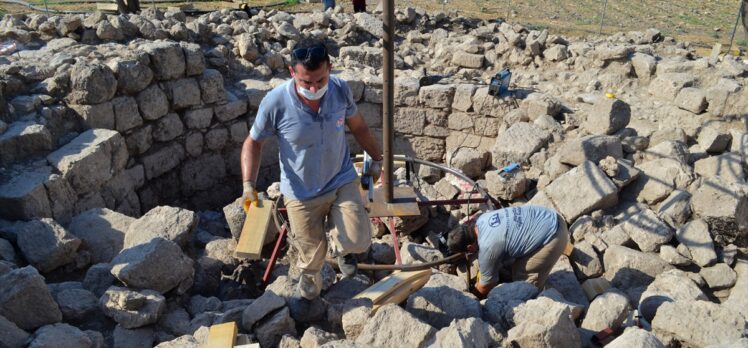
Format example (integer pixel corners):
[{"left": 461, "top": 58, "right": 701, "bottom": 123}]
[
  {"left": 290, "top": 39, "right": 330, "bottom": 71},
  {"left": 446, "top": 222, "right": 476, "bottom": 255}
]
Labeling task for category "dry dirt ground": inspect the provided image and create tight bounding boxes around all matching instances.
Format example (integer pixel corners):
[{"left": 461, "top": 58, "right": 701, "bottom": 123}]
[{"left": 1, "top": 0, "right": 746, "bottom": 54}]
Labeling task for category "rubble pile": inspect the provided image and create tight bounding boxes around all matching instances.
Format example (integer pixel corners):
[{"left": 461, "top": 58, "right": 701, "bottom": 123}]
[{"left": 0, "top": 4, "right": 747, "bottom": 348}]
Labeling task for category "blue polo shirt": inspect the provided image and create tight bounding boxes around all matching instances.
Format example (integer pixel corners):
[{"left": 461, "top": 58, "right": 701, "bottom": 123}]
[
  {"left": 249, "top": 75, "right": 359, "bottom": 201},
  {"left": 477, "top": 205, "right": 558, "bottom": 285}
]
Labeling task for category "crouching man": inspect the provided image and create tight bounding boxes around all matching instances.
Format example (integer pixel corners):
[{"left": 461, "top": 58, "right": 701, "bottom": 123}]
[{"left": 447, "top": 205, "right": 569, "bottom": 298}]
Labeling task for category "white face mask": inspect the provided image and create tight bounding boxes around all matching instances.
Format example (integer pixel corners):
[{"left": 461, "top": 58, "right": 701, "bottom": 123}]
[{"left": 296, "top": 83, "right": 328, "bottom": 101}]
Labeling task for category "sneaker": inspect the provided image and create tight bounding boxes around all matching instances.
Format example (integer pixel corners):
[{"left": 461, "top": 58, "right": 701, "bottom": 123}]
[{"left": 337, "top": 254, "right": 358, "bottom": 278}]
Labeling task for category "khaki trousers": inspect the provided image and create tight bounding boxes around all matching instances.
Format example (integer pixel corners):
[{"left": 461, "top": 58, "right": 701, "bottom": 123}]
[
  {"left": 284, "top": 180, "right": 372, "bottom": 299},
  {"left": 512, "top": 214, "right": 570, "bottom": 288}
]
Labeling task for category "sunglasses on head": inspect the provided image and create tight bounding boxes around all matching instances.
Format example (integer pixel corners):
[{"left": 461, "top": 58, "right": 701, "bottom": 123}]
[{"left": 292, "top": 44, "right": 327, "bottom": 61}]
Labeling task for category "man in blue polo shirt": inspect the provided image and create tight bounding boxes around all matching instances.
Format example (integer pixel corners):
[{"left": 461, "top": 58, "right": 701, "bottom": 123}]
[
  {"left": 447, "top": 205, "right": 569, "bottom": 298},
  {"left": 240, "top": 39, "right": 382, "bottom": 304}
]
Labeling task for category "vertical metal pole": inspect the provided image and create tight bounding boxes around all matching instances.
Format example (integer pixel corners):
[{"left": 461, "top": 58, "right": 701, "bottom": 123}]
[
  {"left": 598, "top": 0, "right": 608, "bottom": 35},
  {"left": 382, "top": 0, "right": 394, "bottom": 203},
  {"left": 727, "top": 0, "right": 744, "bottom": 55}
]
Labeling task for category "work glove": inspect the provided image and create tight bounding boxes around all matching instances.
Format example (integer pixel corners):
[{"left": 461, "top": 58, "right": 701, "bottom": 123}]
[
  {"left": 365, "top": 158, "right": 383, "bottom": 184},
  {"left": 242, "top": 180, "right": 259, "bottom": 212}
]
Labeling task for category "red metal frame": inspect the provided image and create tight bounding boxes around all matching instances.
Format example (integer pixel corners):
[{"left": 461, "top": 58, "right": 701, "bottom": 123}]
[{"left": 261, "top": 196, "right": 493, "bottom": 285}]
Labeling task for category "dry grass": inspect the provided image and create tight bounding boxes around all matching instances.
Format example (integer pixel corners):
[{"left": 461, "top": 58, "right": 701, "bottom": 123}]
[{"left": 2, "top": 0, "right": 745, "bottom": 51}]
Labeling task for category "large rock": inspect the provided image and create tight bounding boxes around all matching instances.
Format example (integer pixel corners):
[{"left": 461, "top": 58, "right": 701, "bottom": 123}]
[
  {"left": 618, "top": 209, "right": 673, "bottom": 252},
  {"left": 0, "top": 167, "right": 53, "bottom": 220},
  {"left": 506, "top": 297, "right": 581, "bottom": 348},
  {"left": 27, "top": 323, "right": 92, "bottom": 348},
  {"left": 451, "top": 51, "right": 484, "bottom": 69},
  {"left": 67, "top": 62, "right": 117, "bottom": 105},
  {"left": 141, "top": 143, "right": 185, "bottom": 179},
  {"left": 723, "top": 260, "right": 748, "bottom": 320},
  {"left": 241, "top": 290, "right": 285, "bottom": 331},
  {"left": 141, "top": 41, "right": 186, "bottom": 80},
  {"left": 557, "top": 135, "right": 623, "bottom": 166},
  {"left": 110, "top": 238, "right": 194, "bottom": 294},
  {"left": 0, "top": 121, "right": 54, "bottom": 165},
  {"left": 482, "top": 281, "right": 539, "bottom": 326},
  {"left": 651, "top": 300, "right": 747, "bottom": 347},
  {"left": 675, "top": 219, "right": 717, "bottom": 266},
  {"left": 255, "top": 307, "right": 296, "bottom": 348},
  {"left": 648, "top": 73, "right": 694, "bottom": 101},
  {"left": 485, "top": 169, "right": 528, "bottom": 200},
  {"left": 580, "top": 289, "right": 630, "bottom": 340},
  {"left": 603, "top": 245, "right": 673, "bottom": 289},
  {"left": 69, "top": 208, "right": 134, "bottom": 264},
  {"left": 356, "top": 304, "right": 436, "bottom": 347},
  {"left": 628, "top": 158, "right": 692, "bottom": 204},
  {"left": 113, "top": 59, "right": 153, "bottom": 94},
  {"left": 690, "top": 178, "right": 748, "bottom": 247},
  {"left": 300, "top": 326, "right": 338, "bottom": 348},
  {"left": 99, "top": 286, "right": 165, "bottom": 329},
  {"left": 491, "top": 123, "right": 551, "bottom": 167},
  {"left": 425, "top": 317, "right": 503, "bottom": 348},
  {"left": 523, "top": 93, "right": 562, "bottom": 120},
  {"left": 354, "top": 12, "right": 383, "bottom": 37},
  {"left": 694, "top": 153, "right": 745, "bottom": 184},
  {"left": 123, "top": 206, "right": 197, "bottom": 248},
  {"left": 700, "top": 263, "right": 737, "bottom": 289},
  {"left": 46, "top": 129, "right": 127, "bottom": 195},
  {"left": 405, "top": 286, "right": 481, "bottom": 329},
  {"left": 642, "top": 140, "right": 689, "bottom": 165},
  {"left": 674, "top": 87, "right": 707, "bottom": 114},
  {"left": 50, "top": 286, "right": 99, "bottom": 322},
  {"left": 583, "top": 98, "right": 630, "bottom": 135},
  {"left": 698, "top": 126, "right": 732, "bottom": 153},
  {"left": 545, "top": 256, "right": 590, "bottom": 308},
  {"left": 447, "top": 147, "right": 486, "bottom": 179},
  {"left": 16, "top": 218, "right": 80, "bottom": 273},
  {"left": 112, "top": 324, "right": 153, "bottom": 348},
  {"left": 0, "top": 266, "right": 62, "bottom": 330},
  {"left": 136, "top": 84, "right": 169, "bottom": 121},
  {"left": 569, "top": 240, "right": 603, "bottom": 280},
  {"left": 657, "top": 190, "right": 692, "bottom": 229},
  {"left": 546, "top": 161, "right": 619, "bottom": 222},
  {"left": 639, "top": 269, "right": 707, "bottom": 314},
  {"left": 0, "top": 313, "right": 29, "bottom": 348},
  {"left": 605, "top": 327, "right": 664, "bottom": 348}
]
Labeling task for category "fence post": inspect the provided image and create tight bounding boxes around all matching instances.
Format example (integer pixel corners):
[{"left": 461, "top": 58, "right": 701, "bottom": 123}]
[{"left": 598, "top": 0, "right": 609, "bottom": 35}]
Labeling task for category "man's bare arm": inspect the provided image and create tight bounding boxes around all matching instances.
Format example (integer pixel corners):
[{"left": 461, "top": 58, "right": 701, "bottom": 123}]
[
  {"left": 241, "top": 136, "right": 265, "bottom": 183},
  {"left": 346, "top": 113, "right": 382, "bottom": 160},
  {"left": 474, "top": 280, "right": 496, "bottom": 299}
]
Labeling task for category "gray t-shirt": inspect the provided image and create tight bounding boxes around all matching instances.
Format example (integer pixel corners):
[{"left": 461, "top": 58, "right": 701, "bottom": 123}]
[{"left": 477, "top": 205, "right": 558, "bottom": 285}]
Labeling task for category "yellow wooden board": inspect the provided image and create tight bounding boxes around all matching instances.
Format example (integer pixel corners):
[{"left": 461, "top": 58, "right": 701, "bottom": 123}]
[
  {"left": 205, "top": 322, "right": 237, "bottom": 348},
  {"left": 360, "top": 186, "right": 421, "bottom": 217},
  {"left": 96, "top": 3, "right": 119, "bottom": 12},
  {"left": 371, "top": 272, "right": 431, "bottom": 312},
  {"left": 563, "top": 241, "right": 574, "bottom": 257},
  {"left": 234, "top": 199, "right": 273, "bottom": 260},
  {"left": 354, "top": 269, "right": 432, "bottom": 308}
]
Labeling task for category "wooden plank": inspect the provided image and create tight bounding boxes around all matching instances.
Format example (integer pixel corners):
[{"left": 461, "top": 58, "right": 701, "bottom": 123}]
[
  {"left": 563, "top": 241, "right": 574, "bottom": 257},
  {"left": 95, "top": 3, "right": 118, "bottom": 12},
  {"left": 205, "top": 322, "right": 237, "bottom": 348},
  {"left": 354, "top": 269, "right": 432, "bottom": 306},
  {"left": 371, "top": 271, "right": 431, "bottom": 312},
  {"left": 361, "top": 186, "right": 421, "bottom": 217},
  {"left": 233, "top": 199, "right": 273, "bottom": 260}
]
